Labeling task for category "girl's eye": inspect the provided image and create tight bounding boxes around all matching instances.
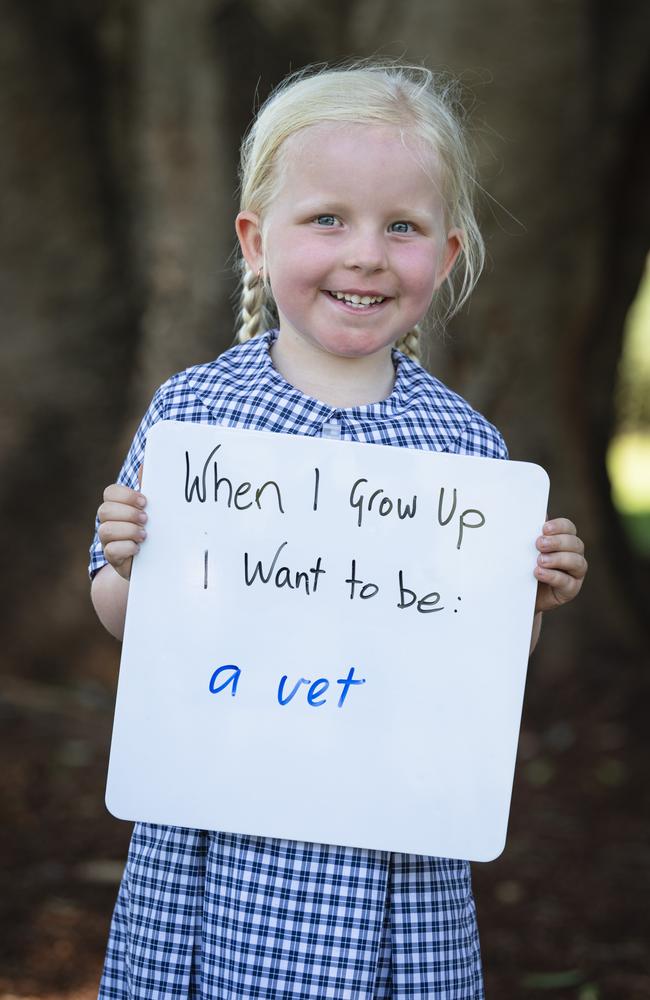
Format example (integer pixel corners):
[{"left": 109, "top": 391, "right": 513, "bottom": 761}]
[
  {"left": 314, "top": 215, "right": 339, "bottom": 227},
  {"left": 389, "top": 221, "right": 415, "bottom": 234}
]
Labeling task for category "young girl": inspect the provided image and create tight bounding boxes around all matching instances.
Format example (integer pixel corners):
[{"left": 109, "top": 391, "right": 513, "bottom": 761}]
[{"left": 90, "top": 63, "right": 587, "bottom": 999}]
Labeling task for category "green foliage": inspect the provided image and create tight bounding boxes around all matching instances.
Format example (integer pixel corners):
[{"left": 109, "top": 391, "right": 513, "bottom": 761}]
[
  {"left": 620, "top": 510, "right": 650, "bottom": 555},
  {"left": 521, "top": 968, "right": 584, "bottom": 989},
  {"left": 615, "top": 261, "right": 650, "bottom": 434}
]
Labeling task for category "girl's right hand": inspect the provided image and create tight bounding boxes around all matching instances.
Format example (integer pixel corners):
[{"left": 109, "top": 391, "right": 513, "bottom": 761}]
[{"left": 97, "top": 475, "right": 147, "bottom": 581}]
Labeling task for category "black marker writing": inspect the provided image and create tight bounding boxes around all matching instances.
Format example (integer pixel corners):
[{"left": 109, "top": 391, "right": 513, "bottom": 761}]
[
  {"left": 185, "top": 445, "right": 221, "bottom": 502},
  {"left": 437, "top": 486, "right": 456, "bottom": 526},
  {"left": 396, "top": 571, "right": 443, "bottom": 613},
  {"left": 437, "top": 486, "right": 486, "bottom": 549},
  {"left": 312, "top": 467, "right": 320, "bottom": 511},
  {"left": 349, "top": 478, "right": 418, "bottom": 528},
  {"left": 244, "top": 542, "right": 326, "bottom": 595},
  {"left": 345, "top": 559, "right": 380, "bottom": 600},
  {"left": 456, "top": 509, "right": 485, "bottom": 549},
  {"left": 184, "top": 444, "right": 285, "bottom": 512}
]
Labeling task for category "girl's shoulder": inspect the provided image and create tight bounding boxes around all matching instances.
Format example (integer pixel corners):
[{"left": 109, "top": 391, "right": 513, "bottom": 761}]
[
  {"left": 151, "top": 335, "right": 273, "bottom": 421},
  {"left": 395, "top": 353, "right": 509, "bottom": 460}
]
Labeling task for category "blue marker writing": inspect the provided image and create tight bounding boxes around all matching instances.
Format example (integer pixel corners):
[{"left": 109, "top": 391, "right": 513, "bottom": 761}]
[{"left": 209, "top": 664, "right": 241, "bottom": 696}]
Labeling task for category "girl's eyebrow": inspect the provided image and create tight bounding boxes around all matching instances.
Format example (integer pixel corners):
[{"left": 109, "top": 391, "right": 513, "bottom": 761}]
[
  {"left": 292, "top": 198, "right": 438, "bottom": 222},
  {"left": 387, "top": 206, "right": 438, "bottom": 222},
  {"left": 292, "top": 197, "right": 348, "bottom": 214}
]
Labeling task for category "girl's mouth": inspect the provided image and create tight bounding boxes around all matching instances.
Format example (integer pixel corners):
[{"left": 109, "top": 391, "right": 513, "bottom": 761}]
[{"left": 325, "top": 290, "right": 388, "bottom": 310}]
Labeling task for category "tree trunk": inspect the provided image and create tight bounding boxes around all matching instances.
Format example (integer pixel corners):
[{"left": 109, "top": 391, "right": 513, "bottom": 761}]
[{"left": 127, "top": 0, "right": 234, "bottom": 420}]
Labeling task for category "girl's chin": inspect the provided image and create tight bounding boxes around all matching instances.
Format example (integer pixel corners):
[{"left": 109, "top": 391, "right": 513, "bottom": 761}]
[{"left": 276, "top": 321, "right": 400, "bottom": 361}]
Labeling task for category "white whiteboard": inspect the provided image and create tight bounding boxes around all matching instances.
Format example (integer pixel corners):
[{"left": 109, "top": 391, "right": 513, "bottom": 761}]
[{"left": 106, "top": 421, "right": 549, "bottom": 861}]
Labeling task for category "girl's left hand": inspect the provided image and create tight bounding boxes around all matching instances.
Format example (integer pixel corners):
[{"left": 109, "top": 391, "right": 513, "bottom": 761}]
[{"left": 534, "top": 517, "right": 588, "bottom": 613}]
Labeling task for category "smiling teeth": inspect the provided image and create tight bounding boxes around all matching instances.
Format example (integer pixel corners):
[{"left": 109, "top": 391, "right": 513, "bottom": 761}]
[{"left": 331, "top": 291, "right": 385, "bottom": 307}]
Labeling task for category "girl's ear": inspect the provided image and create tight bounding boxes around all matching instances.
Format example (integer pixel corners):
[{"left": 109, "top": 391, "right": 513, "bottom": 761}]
[
  {"left": 434, "top": 228, "right": 463, "bottom": 289},
  {"left": 236, "top": 211, "right": 264, "bottom": 273}
]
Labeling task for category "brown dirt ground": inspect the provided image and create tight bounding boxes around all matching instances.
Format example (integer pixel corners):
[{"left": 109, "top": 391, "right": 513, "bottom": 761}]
[{"left": 1, "top": 631, "right": 648, "bottom": 1000}]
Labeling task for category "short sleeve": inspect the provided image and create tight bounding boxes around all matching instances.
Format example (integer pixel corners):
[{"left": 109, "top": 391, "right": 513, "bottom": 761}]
[
  {"left": 88, "top": 383, "right": 168, "bottom": 579},
  {"left": 493, "top": 431, "right": 509, "bottom": 460}
]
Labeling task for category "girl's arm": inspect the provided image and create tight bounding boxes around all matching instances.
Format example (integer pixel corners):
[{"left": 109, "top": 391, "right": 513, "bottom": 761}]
[
  {"left": 91, "top": 480, "right": 147, "bottom": 641},
  {"left": 91, "top": 564, "right": 131, "bottom": 641},
  {"left": 529, "top": 612, "right": 543, "bottom": 655}
]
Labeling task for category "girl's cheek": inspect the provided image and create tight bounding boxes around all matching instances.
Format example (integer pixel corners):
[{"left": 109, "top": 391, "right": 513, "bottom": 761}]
[
  {"left": 279, "top": 235, "right": 330, "bottom": 271},
  {"left": 396, "top": 242, "right": 438, "bottom": 278},
  {"left": 405, "top": 255, "right": 441, "bottom": 298}
]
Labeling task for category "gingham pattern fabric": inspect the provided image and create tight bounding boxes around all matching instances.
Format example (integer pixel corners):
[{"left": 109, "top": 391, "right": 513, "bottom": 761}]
[{"left": 92, "top": 331, "right": 507, "bottom": 998}]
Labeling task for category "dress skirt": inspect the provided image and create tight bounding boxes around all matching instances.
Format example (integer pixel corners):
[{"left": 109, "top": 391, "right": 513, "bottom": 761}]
[{"left": 98, "top": 824, "right": 484, "bottom": 999}]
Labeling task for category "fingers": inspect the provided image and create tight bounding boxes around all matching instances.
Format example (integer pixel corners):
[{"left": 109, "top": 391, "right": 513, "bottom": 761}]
[
  {"left": 102, "top": 539, "right": 142, "bottom": 577},
  {"left": 534, "top": 566, "right": 586, "bottom": 612},
  {"left": 536, "top": 549, "right": 588, "bottom": 576},
  {"left": 535, "top": 554, "right": 588, "bottom": 588},
  {"left": 98, "top": 500, "right": 147, "bottom": 527},
  {"left": 98, "top": 484, "right": 147, "bottom": 526},
  {"left": 97, "top": 480, "right": 148, "bottom": 579},
  {"left": 537, "top": 532, "right": 584, "bottom": 556},
  {"left": 541, "top": 517, "right": 577, "bottom": 537},
  {"left": 98, "top": 517, "right": 147, "bottom": 547},
  {"left": 536, "top": 520, "right": 586, "bottom": 580},
  {"left": 534, "top": 524, "right": 588, "bottom": 612},
  {"left": 102, "top": 482, "right": 147, "bottom": 507}
]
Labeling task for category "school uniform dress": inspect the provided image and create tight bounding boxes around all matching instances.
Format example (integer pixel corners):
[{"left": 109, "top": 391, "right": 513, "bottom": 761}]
[{"left": 90, "top": 330, "right": 508, "bottom": 1000}]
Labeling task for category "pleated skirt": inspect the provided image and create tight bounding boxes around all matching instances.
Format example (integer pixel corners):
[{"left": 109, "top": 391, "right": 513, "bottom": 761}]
[{"left": 98, "top": 824, "right": 484, "bottom": 999}]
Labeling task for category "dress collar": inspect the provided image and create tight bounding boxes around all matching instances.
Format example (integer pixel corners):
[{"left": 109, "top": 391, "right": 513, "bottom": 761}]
[{"left": 184, "top": 330, "right": 474, "bottom": 450}]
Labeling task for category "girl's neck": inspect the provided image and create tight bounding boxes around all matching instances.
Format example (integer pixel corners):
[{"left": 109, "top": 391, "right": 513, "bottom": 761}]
[{"left": 270, "top": 330, "right": 396, "bottom": 408}]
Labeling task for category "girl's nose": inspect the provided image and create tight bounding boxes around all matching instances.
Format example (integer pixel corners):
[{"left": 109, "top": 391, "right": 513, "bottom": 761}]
[{"left": 344, "top": 230, "right": 388, "bottom": 272}]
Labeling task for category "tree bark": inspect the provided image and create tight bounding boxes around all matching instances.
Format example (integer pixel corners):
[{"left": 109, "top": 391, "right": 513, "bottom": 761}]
[{"left": 127, "top": 0, "right": 235, "bottom": 420}]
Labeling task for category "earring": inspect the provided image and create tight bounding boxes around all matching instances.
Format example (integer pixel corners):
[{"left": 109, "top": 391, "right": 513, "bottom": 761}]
[{"left": 256, "top": 266, "right": 264, "bottom": 283}]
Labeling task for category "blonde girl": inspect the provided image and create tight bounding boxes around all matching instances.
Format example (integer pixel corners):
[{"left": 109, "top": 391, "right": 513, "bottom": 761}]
[{"left": 91, "top": 62, "right": 587, "bottom": 998}]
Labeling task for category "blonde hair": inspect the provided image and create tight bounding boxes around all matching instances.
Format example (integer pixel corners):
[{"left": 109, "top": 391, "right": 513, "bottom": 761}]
[{"left": 236, "top": 61, "right": 485, "bottom": 363}]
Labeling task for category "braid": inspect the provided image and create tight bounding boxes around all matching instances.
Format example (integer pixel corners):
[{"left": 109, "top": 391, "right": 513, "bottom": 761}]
[
  {"left": 395, "top": 327, "right": 421, "bottom": 363},
  {"left": 237, "top": 266, "right": 265, "bottom": 343}
]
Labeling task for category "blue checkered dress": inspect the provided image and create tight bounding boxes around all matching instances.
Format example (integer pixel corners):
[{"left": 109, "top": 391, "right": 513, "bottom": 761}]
[{"left": 90, "top": 331, "right": 508, "bottom": 999}]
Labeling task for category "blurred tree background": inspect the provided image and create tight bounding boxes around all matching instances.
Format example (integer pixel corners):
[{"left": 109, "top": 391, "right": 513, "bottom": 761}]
[{"left": 1, "top": 0, "right": 648, "bottom": 996}]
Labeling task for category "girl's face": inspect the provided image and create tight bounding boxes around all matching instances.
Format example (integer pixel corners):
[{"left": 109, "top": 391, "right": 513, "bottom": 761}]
[{"left": 237, "top": 123, "right": 461, "bottom": 366}]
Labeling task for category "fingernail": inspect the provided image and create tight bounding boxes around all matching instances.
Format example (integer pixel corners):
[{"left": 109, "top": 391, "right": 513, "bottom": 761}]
[
  {"left": 137, "top": 512, "right": 148, "bottom": 523},
  {"left": 538, "top": 554, "right": 549, "bottom": 564},
  {"left": 136, "top": 495, "right": 147, "bottom": 507},
  {"left": 138, "top": 529, "right": 147, "bottom": 540}
]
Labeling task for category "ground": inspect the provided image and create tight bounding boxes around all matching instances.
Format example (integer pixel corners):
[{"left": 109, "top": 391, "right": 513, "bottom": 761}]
[{"left": 1, "top": 631, "right": 648, "bottom": 999}]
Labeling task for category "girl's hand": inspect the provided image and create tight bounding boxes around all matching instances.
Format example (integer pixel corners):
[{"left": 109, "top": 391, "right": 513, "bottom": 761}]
[
  {"left": 97, "top": 471, "right": 147, "bottom": 581},
  {"left": 534, "top": 517, "right": 587, "bottom": 613}
]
